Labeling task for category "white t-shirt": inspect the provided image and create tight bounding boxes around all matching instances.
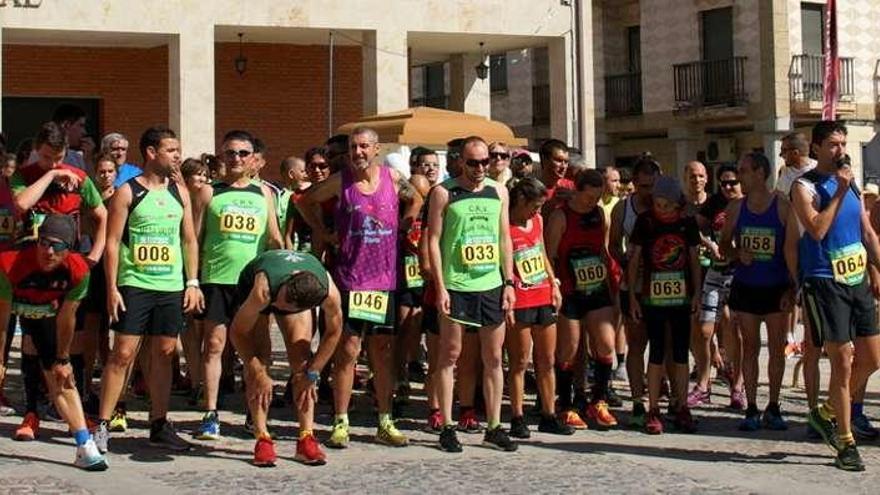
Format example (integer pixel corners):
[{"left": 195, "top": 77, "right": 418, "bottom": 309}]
[{"left": 776, "top": 159, "right": 816, "bottom": 197}]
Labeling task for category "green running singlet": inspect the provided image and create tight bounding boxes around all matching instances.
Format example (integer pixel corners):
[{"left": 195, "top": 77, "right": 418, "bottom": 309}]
[
  {"left": 439, "top": 178, "right": 503, "bottom": 292},
  {"left": 201, "top": 182, "right": 269, "bottom": 284},
  {"left": 118, "top": 179, "right": 184, "bottom": 292},
  {"left": 239, "top": 250, "right": 329, "bottom": 303}
]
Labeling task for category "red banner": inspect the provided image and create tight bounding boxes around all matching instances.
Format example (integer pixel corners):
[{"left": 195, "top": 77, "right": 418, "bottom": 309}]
[{"left": 822, "top": 0, "right": 838, "bottom": 120}]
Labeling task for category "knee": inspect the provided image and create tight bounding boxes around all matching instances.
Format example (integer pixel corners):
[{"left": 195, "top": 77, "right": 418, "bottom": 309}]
[
  {"left": 204, "top": 333, "right": 226, "bottom": 356},
  {"left": 508, "top": 354, "right": 530, "bottom": 374},
  {"left": 438, "top": 346, "right": 461, "bottom": 369},
  {"left": 109, "top": 346, "right": 137, "bottom": 367},
  {"left": 482, "top": 349, "right": 503, "bottom": 370},
  {"left": 335, "top": 341, "right": 360, "bottom": 367},
  {"left": 154, "top": 342, "right": 177, "bottom": 360}
]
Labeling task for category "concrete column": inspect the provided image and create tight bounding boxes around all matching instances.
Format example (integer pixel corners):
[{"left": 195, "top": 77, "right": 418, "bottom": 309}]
[
  {"left": 449, "top": 52, "right": 490, "bottom": 117},
  {"left": 548, "top": 35, "right": 574, "bottom": 149},
  {"left": 577, "top": 0, "right": 597, "bottom": 167},
  {"left": 759, "top": 0, "right": 792, "bottom": 126},
  {"left": 169, "top": 28, "right": 214, "bottom": 157},
  {"left": 670, "top": 127, "right": 701, "bottom": 179},
  {"left": 362, "top": 29, "right": 409, "bottom": 116},
  {"left": 762, "top": 133, "right": 784, "bottom": 188}
]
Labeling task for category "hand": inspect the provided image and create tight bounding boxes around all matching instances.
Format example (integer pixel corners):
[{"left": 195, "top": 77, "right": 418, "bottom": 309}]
[
  {"left": 85, "top": 255, "right": 99, "bottom": 268},
  {"left": 248, "top": 371, "right": 274, "bottom": 411},
  {"left": 738, "top": 248, "right": 753, "bottom": 266},
  {"left": 294, "top": 373, "right": 318, "bottom": 412},
  {"left": 170, "top": 166, "right": 184, "bottom": 186},
  {"left": 53, "top": 168, "right": 82, "bottom": 190},
  {"left": 551, "top": 285, "right": 563, "bottom": 312},
  {"left": 107, "top": 287, "right": 126, "bottom": 323},
  {"left": 0, "top": 362, "right": 6, "bottom": 385},
  {"left": 183, "top": 286, "right": 205, "bottom": 314},
  {"left": 502, "top": 285, "right": 516, "bottom": 312},
  {"left": 871, "top": 278, "right": 880, "bottom": 300},
  {"left": 835, "top": 166, "right": 853, "bottom": 194},
  {"left": 780, "top": 287, "right": 796, "bottom": 312},
  {"left": 709, "top": 242, "right": 723, "bottom": 262},
  {"left": 437, "top": 287, "right": 451, "bottom": 315},
  {"left": 690, "top": 294, "right": 701, "bottom": 314},
  {"left": 629, "top": 295, "right": 642, "bottom": 321},
  {"left": 51, "top": 362, "right": 75, "bottom": 390}
]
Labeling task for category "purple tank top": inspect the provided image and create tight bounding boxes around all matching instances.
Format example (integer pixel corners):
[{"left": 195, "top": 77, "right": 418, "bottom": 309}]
[{"left": 334, "top": 166, "right": 399, "bottom": 291}]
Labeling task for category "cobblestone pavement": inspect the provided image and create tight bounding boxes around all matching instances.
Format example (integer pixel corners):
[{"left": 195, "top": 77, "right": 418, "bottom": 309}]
[{"left": 1, "top": 334, "right": 879, "bottom": 494}]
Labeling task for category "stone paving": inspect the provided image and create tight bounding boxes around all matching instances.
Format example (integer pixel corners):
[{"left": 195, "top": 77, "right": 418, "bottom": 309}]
[{"left": 1, "top": 334, "right": 879, "bottom": 494}]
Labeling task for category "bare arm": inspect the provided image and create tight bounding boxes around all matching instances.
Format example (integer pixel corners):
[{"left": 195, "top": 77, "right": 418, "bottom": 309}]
[
  {"left": 426, "top": 185, "right": 450, "bottom": 297},
  {"left": 862, "top": 207, "right": 880, "bottom": 270},
  {"left": 192, "top": 183, "right": 213, "bottom": 242},
  {"left": 0, "top": 299, "right": 9, "bottom": 372},
  {"left": 312, "top": 279, "right": 343, "bottom": 373},
  {"left": 608, "top": 200, "right": 625, "bottom": 265},
  {"left": 179, "top": 185, "right": 204, "bottom": 313},
  {"left": 104, "top": 183, "right": 131, "bottom": 322},
  {"left": 55, "top": 300, "right": 81, "bottom": 359},
  {"left": 718, "top": 199, "right": 741, "bottom": 261},
  {"left": 299, "top": 173, "right": 342, "bottom": 240},
  {"left": 86, "top": 203, "right": 108, "bottom": 266},
  {"left": 783, "top": 207, "right": 800, "bottom": 286},
  {"left": 544, "top": 208, "right": 566, "bottom": 273},
  {"left": 791, "top": 181, "right": 846, "bottom": 241},
  {"left": 261, "top": 184, "right": 284, "bottom": 249},
  {"left": 283, "top": 206, "right": 296, "bottom": 250},
  {"left": 229, "top": 274, "right": 269, "bottom": 373},
  {"left": 12, "top": 169, "right": 71, "bottom": 212},
  {"left": 497, "top": 185, "right": 514, "bottom": 283}
]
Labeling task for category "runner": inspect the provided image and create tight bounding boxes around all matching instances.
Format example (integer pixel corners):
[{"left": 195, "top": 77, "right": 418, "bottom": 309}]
[
  {"left": 689, "top": 165, "right": 744, "bottom": 409},
  {"left": 507, "top": 177, "right": 574, "bottom": 437},
  {"left": 546, "top": 169, "right": 621, "bottom": 430},
  {"left": 299, "top": 126, "right": 417, "bottom": 448},
  {"left": 792, "top": 121, "right": 880, "bottom": 472},
  {"left": 94, "top": 126, "right": 204, "bottom": 453},
  {"left": 0, "top": 214, "right": 107, "bottom": 470},
  {"left": 600, "top": 166, "right": 627, "bottom": 385},
  {"left": 0, "top": 155, "right": 16, "bottom": 416},
  {"left": 229, "top": 250, "right": 342, "bottom": 466},
  {"left": 191, "top": 130, "right": 283, "bottom": 440},
  {"left": 627, "top": 175, "right": 701, "bottom": 434},
  {"left": 608, "top": 157, "right": 658, "bottom": 427},
  {"left": 720, "top": 152, "right": 794, "bottom": 431},
  {"left": 426, "top": 135, "right": 517, "bottom": 453},
  {"left": 488, "top": 142, "right": 512, "bottom": 184},
  {"left": 538, "top": 139, "right": 574, "bottom": 214}
]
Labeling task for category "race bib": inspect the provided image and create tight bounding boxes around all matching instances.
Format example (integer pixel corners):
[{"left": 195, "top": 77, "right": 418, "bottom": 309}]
[
  {"left": 648, "top": 271, "right": 686, "bottom": 306},
  {"left": 404, "top": 255, "right": 424, "bottom": 289},
  {"left": 131, "top": 234, "right": 175, "bottom": 274},
  {"left": 0, "top": 214, "right": 14, "bottom": 236},
  {"left": 13, "top": 301, "right": 56, "bottom": 319},
  {"left": 460, "top": 235, "right": 498, "bottom": 272},
  {"left": 830, "top": 243, "right": 867, "bottom": 286},
  {"left": 348, "top": 291, "right": 389, "bottom": 324},
  {"left": 514, "top": 245, "right": 548, "bottom": 286},
  {"left": 740, "top": 227, "right": 775, "bottom": 261},
  {"left": 219, "top": 206, "right": 260, "bottom": 242},
  {"left": 572, "top": 256, "right": 606, "bottom": 294}
]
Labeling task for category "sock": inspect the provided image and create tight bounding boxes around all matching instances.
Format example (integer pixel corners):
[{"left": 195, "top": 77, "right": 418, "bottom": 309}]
[
  {"left": 852, "top": 402, "right": 864, "bottom": 419},
  {"left": 591, "top": 357, "right": 613, "bottom": 402},
  {"left": 555, "top": 363, "right": 573, "bottom": 410},
  {"left": 819, "top": 402, "right": 836, "bottom": 421},
  {"left": 746, "top": 403, "right": 759, "bottom": 415},
  {"left": 70, "top": 354, "right": 86, "bottom": 399},
  {"left": 378, "top": 412, "right": 393, "bottom": 427},
  {"left": 298, "top": 429, "right": 313, "bottom": 439},
  {"left": 838, "top": 431, "right": 855, "bottom": 446},
  {"left": 616, "top": 353, "right": 625, "bottom": 369},
  {"left": 766, "top": 402, "right": 780, "bottom": 414},
  {"left": 335, "top": 413, "right": 349, "bottom": 426},
  {"left": 73, "top": 428, "right": 90, "bottom": 447},
  {"left": 487, "top": 418, "right": 501, "bottom": 430},
  {"left": 150, "top": 417, "right": 167, "bottom": 435},
  {"left": 22, "top": 354, "right": 42, "bottom": 413}
]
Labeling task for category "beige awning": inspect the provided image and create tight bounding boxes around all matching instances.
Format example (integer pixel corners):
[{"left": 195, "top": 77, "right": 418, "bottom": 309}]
[{"left": 336, "top": 107, "right": 528, "bottom": 147}]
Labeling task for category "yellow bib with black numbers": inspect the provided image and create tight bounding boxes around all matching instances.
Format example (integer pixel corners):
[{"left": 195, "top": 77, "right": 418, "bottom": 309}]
[
  {"left": 404, "top": 255, "right": 424, "bottom": 288},
  {"left": 514, "top": 245, "right": 548, "bottom": 286},
  {"left": 0, "top": 214, "right": 13, "bottom": 236},
  {"left": 647, "top": 271, "right": 686, "bottom": 306},
  {"left": 571, "top": 256, "right": 606, "bottom": 294},
  {"left": 132, "top": 236, "right": 175, "bottom": 273},
  {"left": 461, "top": 239, "right": 498, "bottom": 269},
  {"left": 740, "top": 227, "right": 776, "bottom": 261},
  {"left": 348, "top": 290, "right": 389, "bottom": 324},
  {"left": 219, "top": 210, "right": 260, "bottom": 236},
  {"left": 830, "top": 243, "right": 867, "bottom": 286}
]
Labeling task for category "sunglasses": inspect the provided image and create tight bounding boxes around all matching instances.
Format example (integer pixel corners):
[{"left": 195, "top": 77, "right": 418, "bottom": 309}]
[
  {"left": 223, "top": 149, "right": 253, "bottom": 159},
  {"left": 309, "top": 162, "right": 330, "bottom": 170},
  {"left": 720, "top": 180, "right": 740, "bottom": 187},
  {"left": 489, "top": 152, "right": 510, "bottom": 160},
  {"left": 38, "top": 238, "right": 70, "bottom": 252},
  {"left": 465, "top": 158, "right": 491, "bottom": 168}
]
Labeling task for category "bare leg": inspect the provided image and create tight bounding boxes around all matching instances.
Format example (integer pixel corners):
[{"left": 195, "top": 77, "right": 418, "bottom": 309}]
[
  {"left": 478, "top": 322, "right": 505, "bottom": 426},
  {"left": 437, "top": 317, "right": 464, "bottom": 425}
]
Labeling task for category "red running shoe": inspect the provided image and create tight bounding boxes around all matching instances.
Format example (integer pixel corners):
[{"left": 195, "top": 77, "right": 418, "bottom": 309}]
[
  {"left": 427, "top": 410, "right": 444, "bottom": 432},
  {"left": 674, "top": 406, "right": 698, "bottom": 433},
  {"left": 14, "top": 412, "right": 40, "bottom": 441},
  {"left": 645, "top": 408, "right": 663, "bottom": 435},
  {"left": 457, "top": 408, "right": 483, "bottom": 433},
  {"left": 295, "top": 433, "right": 327, "bottom": 466},
  {"left": 253, "top": 436, "right": 277, "bottom": 467}
]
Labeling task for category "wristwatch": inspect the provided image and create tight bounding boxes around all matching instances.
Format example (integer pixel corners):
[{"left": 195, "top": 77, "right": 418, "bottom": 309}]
[
  {"left": 306, "top": 369, "right": 320, "bottom": 384},
  {"left": 503, "top": 279, "right": 515, "bottom": 288}
]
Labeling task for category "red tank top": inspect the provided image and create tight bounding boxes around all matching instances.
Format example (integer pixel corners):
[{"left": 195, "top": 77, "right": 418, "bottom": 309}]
[
  {"left": 556, "top": 204, "right": 620, "bottom": 296},
  {"left": 511, "top": 214, "right": 552, "bottom": 309}
]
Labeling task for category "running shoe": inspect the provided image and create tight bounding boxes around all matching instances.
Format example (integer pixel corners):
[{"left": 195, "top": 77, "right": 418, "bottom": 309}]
[
  {"left": 645, "top": 408, "right": 663, "bottom": 435},
  {"left": 439, "top": 425, "right": 462, "bottom": 453},
  {"left": 852, "top": 413, "right": 880, "bottom": 441},
  {"left": 108, "top": 408, "right": 128, "bottom": 432},
  {"left": 483, "top": 426, "right": 517, "bottom": 452},
  {"left": 808, "top": 406, "right": 840, "bottom": 453},
  {"left": 149, "top": 421, "right": 192, "bottom": 451},
  {"left": 559, "top": 410, "right": 588, "bottom": 430},
  {"left": 94, "top": 421, "right": 109, "bottom": 454},
  {"left": 762, "top": 407, "right": 788, "bottom": 431},
  {"left": 686, "top": 385, "right": 711, "bottom": 408},
  {"left": 806, "top": 423, "right": 823, "bottom": 440},
  {"left": 13, "top": 412, "right": 39, "bottom": 441},
  {"left": 509, "top": 415, "right": 530, "bottom": 439},
  {"left": 376, "top": 421, "right": 409, "bottom": 447},
  {"left": 41, "top": 403, "right": 63, "bottom": 422},
  {"left": 586, "top": 401, "right": 618, "bottom": 429},
  {"left": 739, "top": 410, "right": 762, "bottom": 432},
  {"left": 674, "top": 406, "right": 697, "bottom": 434},
  {"left": 426, "top": 410, "right": 444, "bottom": 432},
  {"left": 629, "top": 402, "right": 647, "bottom": 430},
  {"left": 0, "top": 391, "right": 16, "bottom": 416},
  {"left": 606, "top": 386, "right": 624, "bottom": 408},
  {"left": 325, "top": 419, "right": 350, "bottom": 449},
  {"left": 612, "top": 365, "right": 628, "bottom": 382},
  {"left": 659, "top": 378, "right": 670, "bottom": 400},
  {"left": 835, "top": 443, "right": 865, "bottom": 472},
  {"left": 457, "top": 408, "right": 483, "bottom": 433},
  {"left": 538, "top": 414, "right": 576, "bottom": 435},
  {"left": 729, "top": 388, "right": 746, "bottom": 411},
  {"left": 253, "top": 437, "right": 277, "bottom": 467},
  {"left": 74, "top": 439, "right": 109, "bottom": 471},
  {"left": 295, "top": 433, "right": 327, "bottom": 465},
  {"left": 195, "top": 411, "right": 220, "bottom": 440}
]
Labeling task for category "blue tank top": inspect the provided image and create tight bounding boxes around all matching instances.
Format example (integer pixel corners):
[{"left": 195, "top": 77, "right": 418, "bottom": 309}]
[
  {"left": 797, "top": 171, "right": 866, "bottom": 284},
  {"left": 733, "top": 196, "right": 788, "bottom": 287}
]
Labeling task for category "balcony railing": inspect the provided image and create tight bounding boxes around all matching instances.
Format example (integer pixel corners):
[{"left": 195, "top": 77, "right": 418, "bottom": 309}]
[
  {"left": 789, "top": 54, "right": 854, "bottom": 102},
  {"left": 673, "top": 57, "right": 747, "bottom": 110},
  {"left": 604, "top": 72, "right": 642, "bottom": 117}
]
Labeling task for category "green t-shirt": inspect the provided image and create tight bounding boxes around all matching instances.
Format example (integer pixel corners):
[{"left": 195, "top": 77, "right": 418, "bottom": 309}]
[
  {"left": 201, "top": 182, "right": 269, "bottom": 285},
  {"left": 238, "top": 250, "right": 329, "bottom": 307}
]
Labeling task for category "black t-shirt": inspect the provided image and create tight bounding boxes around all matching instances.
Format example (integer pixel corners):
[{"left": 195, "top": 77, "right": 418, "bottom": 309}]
[
  {"left": 698, "top": 193, "right": 728, "bottom": 236},
  {"left": 630, "top": 212, "right": 700, "bottom": 305}
]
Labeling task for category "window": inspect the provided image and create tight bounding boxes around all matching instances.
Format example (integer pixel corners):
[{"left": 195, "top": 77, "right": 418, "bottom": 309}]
[
  {"left": 801, "top": 3, "right": 824, "bottom": 55},
  {"left": 2, "top": 96, "right": 100, "bottom": 155},
  {"left": 490, "top": 54, "right": 508, "bottom": 93},
  {"left": 701, "top": 7, "right": 733, "bottom": 61},
  {"left": 410, "top": 63, "right": 448, "bottom": 108},
  {"left": 531, "top": 47, "right": 550, "bottom": 126},
  {"left": 626, "top": 26, "right": 641, "bottom": 73}
]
